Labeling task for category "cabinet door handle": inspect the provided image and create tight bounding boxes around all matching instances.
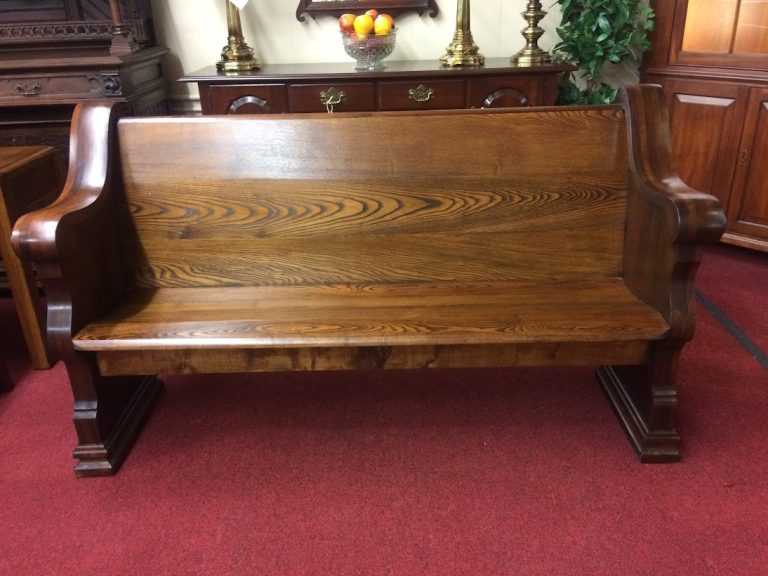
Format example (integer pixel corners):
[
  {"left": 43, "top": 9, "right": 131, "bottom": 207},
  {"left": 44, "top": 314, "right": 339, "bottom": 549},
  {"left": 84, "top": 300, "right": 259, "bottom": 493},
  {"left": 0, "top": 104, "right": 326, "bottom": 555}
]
[
  {"left": 320, "top": 87, "right": 346, "bottom": 113},
  {"left": 739, "top": 149, "right": 750, "bottom": 167},
  {"left": 408, "top": 84, "right": 434, "bottom": 103},
  {"left": 16, "top": 83, "right": 41, "bottom": 97}
]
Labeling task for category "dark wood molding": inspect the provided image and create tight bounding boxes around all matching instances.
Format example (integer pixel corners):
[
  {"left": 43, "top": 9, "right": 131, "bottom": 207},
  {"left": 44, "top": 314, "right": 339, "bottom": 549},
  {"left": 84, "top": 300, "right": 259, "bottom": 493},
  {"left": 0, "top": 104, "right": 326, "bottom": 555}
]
[{"left": 296, "top": 0, "right": 438, "bottom": 22}]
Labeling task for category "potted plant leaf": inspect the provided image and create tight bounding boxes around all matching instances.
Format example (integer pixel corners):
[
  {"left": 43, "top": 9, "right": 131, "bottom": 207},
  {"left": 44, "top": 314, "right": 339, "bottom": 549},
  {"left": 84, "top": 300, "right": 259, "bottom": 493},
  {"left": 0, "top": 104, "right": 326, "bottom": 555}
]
[{"left": 554, "top": 0, "right": 655, "bottom": 105}]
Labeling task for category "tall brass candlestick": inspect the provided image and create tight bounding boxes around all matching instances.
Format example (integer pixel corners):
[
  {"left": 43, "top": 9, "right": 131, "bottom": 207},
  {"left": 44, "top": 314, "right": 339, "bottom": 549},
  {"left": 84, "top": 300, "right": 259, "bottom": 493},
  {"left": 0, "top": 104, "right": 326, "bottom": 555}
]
[
  {"left": 440, "top": 0, "right": 484, "bottom": 67},
  {"left": 511, "top": 0, "right": 552, "bottom": 66},
  {"left": 217, "top": 0, "right": 261, "bottom": 71}
]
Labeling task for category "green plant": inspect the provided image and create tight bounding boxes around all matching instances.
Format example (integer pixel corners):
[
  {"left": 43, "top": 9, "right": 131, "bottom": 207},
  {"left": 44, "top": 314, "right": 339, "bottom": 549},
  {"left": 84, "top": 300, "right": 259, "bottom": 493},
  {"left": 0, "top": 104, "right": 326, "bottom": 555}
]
[{"left": 554, "top": 0, "right": 654, "bottom": 104}]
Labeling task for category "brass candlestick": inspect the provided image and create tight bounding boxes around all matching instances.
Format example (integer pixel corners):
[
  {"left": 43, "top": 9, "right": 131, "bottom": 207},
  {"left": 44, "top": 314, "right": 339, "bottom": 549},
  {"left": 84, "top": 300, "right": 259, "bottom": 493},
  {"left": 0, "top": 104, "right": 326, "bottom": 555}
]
[
  {"left": 217, "top": 0, "right": 261, "bottom": 71},
  {"left": 440, "top": 0, "right": 484, "bottom": 67},
  {"left": 511, "top": 0, "right": 552, "bottom": 66}
]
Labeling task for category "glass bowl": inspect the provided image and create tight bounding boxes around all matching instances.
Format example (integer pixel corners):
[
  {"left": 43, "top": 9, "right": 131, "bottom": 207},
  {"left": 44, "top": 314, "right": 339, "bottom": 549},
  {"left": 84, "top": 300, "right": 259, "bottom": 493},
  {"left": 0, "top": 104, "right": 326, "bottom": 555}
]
[{"left": 341, "top": 30, "right": 397, "bottom": 71}]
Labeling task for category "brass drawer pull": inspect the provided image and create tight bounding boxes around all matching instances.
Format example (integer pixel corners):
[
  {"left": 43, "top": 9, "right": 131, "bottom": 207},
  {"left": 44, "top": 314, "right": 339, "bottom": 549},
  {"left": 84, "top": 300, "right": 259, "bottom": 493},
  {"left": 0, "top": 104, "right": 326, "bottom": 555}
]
[
  {"left": 320, "top": 87, "right": 346, "bottom": 113},
  {"left": 408, "top": 84, "right": 434, "bottom": 103},
  {"left": 739, "top": 149, "right": 750, "bottom": 167},
  {"left": 16, "top": 83, "right": 41, "bottom": 97}
]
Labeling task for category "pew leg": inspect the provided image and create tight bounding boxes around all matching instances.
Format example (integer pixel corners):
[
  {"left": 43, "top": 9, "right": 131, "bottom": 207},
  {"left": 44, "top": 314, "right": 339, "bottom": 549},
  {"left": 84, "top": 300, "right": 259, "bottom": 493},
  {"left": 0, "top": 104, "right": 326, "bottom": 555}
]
[
  {"left": 65, "top": 354, "right": 163, "bottom": 477},
  {"left": 597, "top": 344, "right": 681, "bottom": 462}
]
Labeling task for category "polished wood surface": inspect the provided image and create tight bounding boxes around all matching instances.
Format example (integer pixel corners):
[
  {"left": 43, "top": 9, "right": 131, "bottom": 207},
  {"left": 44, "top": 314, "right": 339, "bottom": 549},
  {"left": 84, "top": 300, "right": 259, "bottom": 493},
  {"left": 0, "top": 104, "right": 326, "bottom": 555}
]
[
  {"left": 116, "top": 108, "right": 629, "bottom": 288},
  {"left": 0, "top": 146, "right": 63, "bottom": 369},
  {"left": 74, "top": 281, "right": 669, "bottom": 349},
  {"left": 645, "top": 0, "right": 768, "bottom": 251},
  {"left": 182, "top": 60, "right": 573, "bottom": 115},
  {"left": 12, "top": 85, "right": 725, "bottom": 474}
]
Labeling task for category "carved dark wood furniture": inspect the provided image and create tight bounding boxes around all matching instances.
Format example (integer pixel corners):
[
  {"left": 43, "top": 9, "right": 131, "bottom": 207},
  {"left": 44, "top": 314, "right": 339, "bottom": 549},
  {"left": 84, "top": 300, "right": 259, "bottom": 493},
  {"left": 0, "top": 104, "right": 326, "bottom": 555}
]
[
  {"left": 0, "top": 146, "right": 64, "bottom": 369},
  {"left": 0, "top": 0, "right": 168, "bottom": 157},
  {"left": 181, "top": 60, "right": 573, "bottom": 115},
  {"left": 12, "top": 85, "right": 725, "bottom": 476}
]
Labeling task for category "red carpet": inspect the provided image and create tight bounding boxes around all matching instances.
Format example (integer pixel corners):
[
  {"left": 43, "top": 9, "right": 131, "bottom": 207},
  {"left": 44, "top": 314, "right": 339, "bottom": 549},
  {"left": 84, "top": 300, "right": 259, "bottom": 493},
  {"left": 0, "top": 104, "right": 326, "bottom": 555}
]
[
  {"left": 697, "top": 243, "right": 768, "bottom": 352},
  {"left": 1, "top": 247, "right": 767, "bottom": 575}
]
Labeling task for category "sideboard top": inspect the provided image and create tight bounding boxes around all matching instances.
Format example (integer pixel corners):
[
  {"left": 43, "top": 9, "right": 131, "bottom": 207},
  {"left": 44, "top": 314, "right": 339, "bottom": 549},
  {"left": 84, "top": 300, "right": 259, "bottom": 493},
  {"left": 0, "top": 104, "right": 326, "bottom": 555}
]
[{"left": 181, "top": 59, "right": 574, "bottom": 84}]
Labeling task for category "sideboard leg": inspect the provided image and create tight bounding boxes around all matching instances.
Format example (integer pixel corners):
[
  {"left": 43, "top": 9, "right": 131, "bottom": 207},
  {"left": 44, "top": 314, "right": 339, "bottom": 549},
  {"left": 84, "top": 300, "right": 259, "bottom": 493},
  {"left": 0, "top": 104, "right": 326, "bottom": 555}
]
[
  {"left": 597, "top": 344, "right": 681, "bottom": 462},
  {"left": 66, "top": 355, "right": 163, "bottom": 477}
]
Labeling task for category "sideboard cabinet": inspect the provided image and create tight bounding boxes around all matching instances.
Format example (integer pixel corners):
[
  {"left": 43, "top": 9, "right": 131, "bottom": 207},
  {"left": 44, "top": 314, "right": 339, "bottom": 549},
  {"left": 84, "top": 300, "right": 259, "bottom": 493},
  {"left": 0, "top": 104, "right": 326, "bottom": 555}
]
[
  {"left": 643, "top": 0, "right": 768, "bottom": 252},
  {"left": 182, "top": 60, "right": 572, "bottom": 115}
]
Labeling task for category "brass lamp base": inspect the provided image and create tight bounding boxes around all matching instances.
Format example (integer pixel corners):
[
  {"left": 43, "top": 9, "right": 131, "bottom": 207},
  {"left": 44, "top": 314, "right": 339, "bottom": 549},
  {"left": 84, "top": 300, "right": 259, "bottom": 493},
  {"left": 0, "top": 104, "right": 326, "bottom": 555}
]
[
  {"left": 510, "top": 47, "right": 552, "bottom": 67},
  {"left": 217, "top": 43, "right": 262, "bottom": 72},
  {"left": 440, "top": 31, "right": 485, "bottom": 67},
  {"left": 216, "top": 0, "right": 262, "bottom": 72},
  {"left": 440, "top": 0, "right": 484, "bottom": 67},
  {"left": 510, "top": 0, "right": 552, "bottom": 67}
]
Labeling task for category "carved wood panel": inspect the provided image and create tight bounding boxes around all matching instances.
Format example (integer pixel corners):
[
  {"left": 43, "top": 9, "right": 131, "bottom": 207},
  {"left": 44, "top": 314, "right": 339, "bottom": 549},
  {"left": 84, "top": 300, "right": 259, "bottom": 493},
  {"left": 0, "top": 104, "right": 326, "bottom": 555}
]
[{"left": 0, "top": 0, "right": 154, "bottom": 46}]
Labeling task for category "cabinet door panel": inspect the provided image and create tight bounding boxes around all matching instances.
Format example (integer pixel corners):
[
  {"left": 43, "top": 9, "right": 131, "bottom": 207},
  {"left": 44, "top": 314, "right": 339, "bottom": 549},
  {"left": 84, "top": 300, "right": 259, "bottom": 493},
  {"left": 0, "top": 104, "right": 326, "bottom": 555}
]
[
  {"left": 663, "top": 78, "right": 749, "bottom": 210},
  {"left": 728, "top": 88, "right": 768, "bottom": 241}
]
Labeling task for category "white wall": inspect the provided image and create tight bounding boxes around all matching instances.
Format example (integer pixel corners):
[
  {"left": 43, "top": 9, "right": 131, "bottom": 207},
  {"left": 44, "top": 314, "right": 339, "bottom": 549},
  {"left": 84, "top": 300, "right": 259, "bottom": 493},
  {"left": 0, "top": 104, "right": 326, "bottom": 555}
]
[{"left": 151, "top": 0, "right": 563, "bottom": 111}]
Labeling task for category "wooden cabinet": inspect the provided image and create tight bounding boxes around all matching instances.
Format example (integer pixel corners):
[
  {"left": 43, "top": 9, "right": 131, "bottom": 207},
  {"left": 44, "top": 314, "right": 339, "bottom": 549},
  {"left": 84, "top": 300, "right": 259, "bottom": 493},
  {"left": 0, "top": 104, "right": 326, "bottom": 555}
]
[
  {"left": 0, "top": 0, "right": 168, "bottom": 157},
  {"left": 730, "top": 88, "right": 768, "bottom": 245},
  {"left": 643, "top": 0, "right": 768, "bottom": 251},
  {"left": 182, "top": 59, "right": 571, "bottom": 115}
]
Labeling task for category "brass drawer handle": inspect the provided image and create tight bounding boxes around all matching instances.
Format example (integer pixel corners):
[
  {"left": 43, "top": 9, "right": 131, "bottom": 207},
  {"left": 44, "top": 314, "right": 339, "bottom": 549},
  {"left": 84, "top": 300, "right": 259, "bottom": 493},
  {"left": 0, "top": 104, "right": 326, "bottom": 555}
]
[
  {"left": 16, "top": 83, "right": 41, "bottom": 97},
  {"left": 408, "top": 84, "right": 434, "bottom": 103},
  {"left": 739, "top": 149, "right": 750, "bottom": 167},
  {"left": 320, "top": 87, "right": 346, "bottom": 113}
]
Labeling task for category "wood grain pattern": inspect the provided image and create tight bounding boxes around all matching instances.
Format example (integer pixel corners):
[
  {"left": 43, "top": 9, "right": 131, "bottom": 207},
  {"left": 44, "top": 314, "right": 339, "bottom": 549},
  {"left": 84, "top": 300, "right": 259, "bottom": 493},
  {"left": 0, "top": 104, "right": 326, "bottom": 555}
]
[
  {"left": 116, "top": 108, "right": 628, "bottom": 287},
  {"left": 93, "top": 341, "right": 655, "bottom": 377},
  {"left": 73, "top": 280, "right": 669, "bottom": 350}
]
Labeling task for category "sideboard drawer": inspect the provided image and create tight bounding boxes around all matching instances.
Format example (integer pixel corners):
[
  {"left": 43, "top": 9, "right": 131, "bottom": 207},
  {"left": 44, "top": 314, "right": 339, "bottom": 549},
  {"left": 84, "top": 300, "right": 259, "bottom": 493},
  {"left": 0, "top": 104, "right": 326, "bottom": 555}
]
[
  {"left": 204, "top": 84, "right": 288, "bottom": 114},
  {"left": 378, "top": 79, "right": 465, "bottom": 110},
  {"left": 468, "top": 75, "right": 556, "bottom": 108},
  {"left": 289, "top": 83, "right": 375, "bottom": 113}
]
